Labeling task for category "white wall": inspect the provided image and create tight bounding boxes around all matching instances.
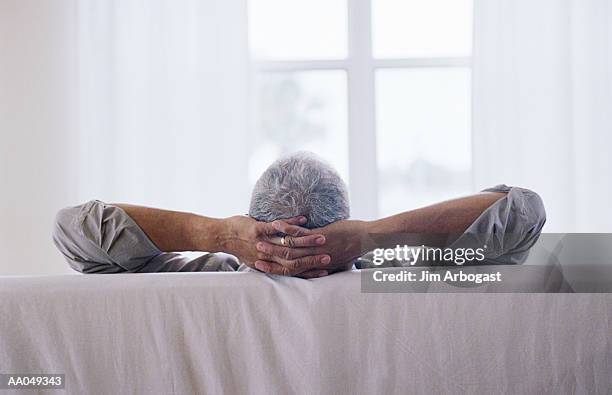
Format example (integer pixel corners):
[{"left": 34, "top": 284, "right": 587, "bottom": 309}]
[{"left": 0, "top": 0, "right": 77, "bottom": 275}]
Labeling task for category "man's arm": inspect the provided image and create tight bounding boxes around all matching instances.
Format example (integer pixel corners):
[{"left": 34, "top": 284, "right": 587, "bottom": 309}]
[
  {"left": 115, "top": 204, "right": 226, "bottom": 252},
  {"left": 365, "top": 191, "right": 507, "bottom": 247},
  {"left": 252, "top": 191, "right": 513, "bottom": 274},
  {"left": 115, "top": 203, "right": 329, "bottom": 268},
  {"left": 54, "top": 201, "right": 330, "bottom": 274}
]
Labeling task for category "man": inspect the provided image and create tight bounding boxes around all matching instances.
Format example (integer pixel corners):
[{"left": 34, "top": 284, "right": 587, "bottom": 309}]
[{"left": 53, "top": 152, "right": 546, "bottom": 278}]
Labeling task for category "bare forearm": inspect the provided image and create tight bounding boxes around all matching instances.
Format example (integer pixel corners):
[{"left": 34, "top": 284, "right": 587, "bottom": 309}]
[
  {"left": 115, "top": 204, "right": 226, "bottom": 252},
  {"left": 364, "top": 192, "right": 506, "bottom": 248},
  {"left": 113, "top": 204, "right": 328, "bottom": 272}
]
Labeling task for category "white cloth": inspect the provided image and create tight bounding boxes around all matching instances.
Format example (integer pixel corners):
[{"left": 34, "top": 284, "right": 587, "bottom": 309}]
[{"left": 0, "top": 271, "right": 610, "bottom": 394}]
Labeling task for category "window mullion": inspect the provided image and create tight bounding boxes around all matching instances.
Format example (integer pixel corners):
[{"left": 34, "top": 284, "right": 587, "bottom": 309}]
[
  {"left": 253, "top": 59, "right": 349, "bottom": 72},
  {"left": 347, "top": 0, "right": 378, "bottom": 220}
]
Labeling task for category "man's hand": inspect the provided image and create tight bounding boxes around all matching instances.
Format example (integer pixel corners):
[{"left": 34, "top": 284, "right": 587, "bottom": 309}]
[
  {"left": 220, "top": 215, "right": 331, "bottom": 277},
  {"left": 254, "top": 219, "right": 370, "bottom": 278}
]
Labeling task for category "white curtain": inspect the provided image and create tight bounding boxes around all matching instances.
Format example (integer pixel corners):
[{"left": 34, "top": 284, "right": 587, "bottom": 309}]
[
  {"left": 472, "top": 0, "right": 612, "bottom": 232},
  {"left": 77, "top": 0, "right": 250, "bottom": 217}
]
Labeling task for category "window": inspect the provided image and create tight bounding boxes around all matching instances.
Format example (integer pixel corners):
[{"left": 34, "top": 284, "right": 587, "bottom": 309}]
[{"left": 248, "top": 0, "right": 473, "bottom": 219}]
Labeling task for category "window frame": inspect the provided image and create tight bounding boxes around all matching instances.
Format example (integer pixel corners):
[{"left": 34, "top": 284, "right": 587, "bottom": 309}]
[{"left": 250, "top": 0, "right": 472, "bottom": 219}]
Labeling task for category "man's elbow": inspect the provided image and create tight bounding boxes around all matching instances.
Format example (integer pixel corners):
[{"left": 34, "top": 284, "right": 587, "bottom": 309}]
[
  {"left": 53, "top": 206, "right": 77, "bottom": 253},
  {"left": 52, "top": 201, "right": 111, "bottom": 273},
  {"left": 523, "top": 189, "right": 547, "bottom": 233}
]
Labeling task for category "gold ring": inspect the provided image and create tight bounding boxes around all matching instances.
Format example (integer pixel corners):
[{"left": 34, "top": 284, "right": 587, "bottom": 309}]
[{"left": 280, "top": 236, "right": 287, "bottom": 246}]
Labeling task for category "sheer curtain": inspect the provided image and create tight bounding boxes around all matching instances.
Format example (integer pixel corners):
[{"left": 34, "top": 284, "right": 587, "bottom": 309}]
[
  {"left": 77, "top": 0, "right": 250, "bottom": 217},
  {"left": 472, "top": 0, "right": 612, "bottom": 232}
]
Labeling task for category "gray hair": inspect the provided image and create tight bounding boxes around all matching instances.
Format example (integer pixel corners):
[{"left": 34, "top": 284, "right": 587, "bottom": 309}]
[{"left": 249, "top": 152, "right": 350, "bottom": 229}]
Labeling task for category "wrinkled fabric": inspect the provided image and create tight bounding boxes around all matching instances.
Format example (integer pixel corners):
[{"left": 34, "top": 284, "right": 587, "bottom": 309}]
[
  {"left": 451, "top": 184, "right": 547, "bottom": 264},
  {"left": 53, "top": 185, "right": 545, "bottom": 273},
  {"left": 0, "top": 272, "right": 610, "bottom": 394}
]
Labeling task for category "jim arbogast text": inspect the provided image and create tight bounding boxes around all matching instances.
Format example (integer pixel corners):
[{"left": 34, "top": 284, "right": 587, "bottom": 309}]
[{"left": 372, "top": 270, "right": 502, "bottom": 284}]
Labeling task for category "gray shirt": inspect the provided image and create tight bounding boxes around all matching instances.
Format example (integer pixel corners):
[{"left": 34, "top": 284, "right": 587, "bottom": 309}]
[{"left": 52, "top": 185, "right": 546, "bottom": 274}]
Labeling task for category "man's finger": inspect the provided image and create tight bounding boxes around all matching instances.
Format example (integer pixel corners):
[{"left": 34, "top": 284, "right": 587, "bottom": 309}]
[
  {"left": 270, "top": 220, "right": 312, "bottom": 237},
  {"left": 283, "top": 254, "right": 331, "bottom": 274},
  {"left": 296, "top": 270, "right": 328, "bottom": 279},
  {"left": 254, "top": 260, "right": 291, "bottom": 276},
  {"left": 254, "top": 254, "right": 331, "bottom": 276},
  {"left": 256, "top": 241, "right": 318, "bottom": 259},
  {"left": 267, "top": 234, "right": 326, "bottom": 248},
  {"left": 259, "top": 220, "right": 311, "bottom": 237},
  {"left": 256, "top": 251, "right": 330, "bottom": 274},
  {"left": 283, "top": 216, "right": 308, "bottom": 226}
]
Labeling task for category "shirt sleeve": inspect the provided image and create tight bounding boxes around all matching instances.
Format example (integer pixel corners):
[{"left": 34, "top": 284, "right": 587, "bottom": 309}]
[
  {"left": 52, "top": 200, "right": 240, "bottom": 273},
  {"left": 448, "top": 184, "right": 547, "bottom": 264}
]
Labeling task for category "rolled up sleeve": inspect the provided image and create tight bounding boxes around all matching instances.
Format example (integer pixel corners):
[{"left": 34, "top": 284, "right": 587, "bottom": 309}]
[
  {"left": 449, "top": 185, "right": 546, "bottom": 264},
  {"left": 53, "top": 200, "right": 164, "bottom": 273},
  {"left": 53, "top": 200, "right": 241, "bottom": 273}
]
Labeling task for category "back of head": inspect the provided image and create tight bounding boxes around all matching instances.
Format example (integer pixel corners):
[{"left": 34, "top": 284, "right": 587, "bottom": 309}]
[{"left": 249, "top": 152, "right": 350, "bottom": 229}]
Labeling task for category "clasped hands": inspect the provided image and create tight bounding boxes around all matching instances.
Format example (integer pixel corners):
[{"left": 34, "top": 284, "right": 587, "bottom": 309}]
[{"left": 223, "top": 215, "right": 367, "bottom": 279}]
